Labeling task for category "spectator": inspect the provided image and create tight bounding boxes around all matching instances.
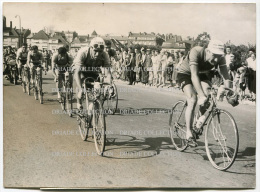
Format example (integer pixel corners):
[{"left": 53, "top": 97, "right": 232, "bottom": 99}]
[
  {"left": 135, "top": 48, "right": 142, "bottom": 83},
  {"left": 166, "top": 52, "right": 174, "bottom": 87},
  {"left": 172, "top": 51, "right": 179, "bottom": 87},
  {"left": 121, "top": 51, "right": 129, "bottom": 81},
  {"left": 246, "top": 52, "right": 256, "bottom": 100},
  {"left": 145, "top": 49, "right": 153, "bottom": 86},
  {"left": 159, "top": 50, "right": 168, "bottom": 87},
  {"left": 151, "top": 50, "right": 160, "bottom": 86},
  {"left": 141, "top": 48, "right": 149, "bottom": 85},
  {"left": 225, "top": 46, "right": 233, "bottom": 68},
  {"left": 127, "top": 50, "right": 136, "bottom": 85}
]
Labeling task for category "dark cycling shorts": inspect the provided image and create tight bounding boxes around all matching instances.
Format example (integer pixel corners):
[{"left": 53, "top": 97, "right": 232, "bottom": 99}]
[{"left": 177, "top": 73, "right": 211, "bottom": 91}]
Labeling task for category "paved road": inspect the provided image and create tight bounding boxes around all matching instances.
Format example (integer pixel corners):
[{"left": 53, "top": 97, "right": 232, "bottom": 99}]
[{"left": 3, "top": 72, "right": 256, "bottom": 189}]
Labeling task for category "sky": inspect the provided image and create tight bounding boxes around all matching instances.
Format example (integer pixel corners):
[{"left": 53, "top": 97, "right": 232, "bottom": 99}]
[{"left": 2, "top": 3, "right": 256, "bottom": 45}]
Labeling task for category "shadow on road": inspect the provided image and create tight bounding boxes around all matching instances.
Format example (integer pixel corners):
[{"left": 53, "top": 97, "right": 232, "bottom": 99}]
[{"left": 103, "top": 135, "right": 173, "bottom": 159}]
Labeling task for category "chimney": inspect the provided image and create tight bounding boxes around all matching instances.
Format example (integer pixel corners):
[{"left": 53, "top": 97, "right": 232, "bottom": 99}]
[{"left": 10, "top": 21, "right": 12, "bottom": 29}]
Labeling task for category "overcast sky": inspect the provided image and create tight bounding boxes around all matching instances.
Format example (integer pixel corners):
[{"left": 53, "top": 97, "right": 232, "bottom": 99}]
[{"left": 2, "top": 3, "right": 256, "bottom": 45}]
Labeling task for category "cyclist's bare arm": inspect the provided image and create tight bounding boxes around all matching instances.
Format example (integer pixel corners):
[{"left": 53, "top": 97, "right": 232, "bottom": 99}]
[
  {"left": 190, "top": 65, "right": 207, "bottom": 98},
  {"left": 27, "top": 53, "right": 32, "bottom": 68}
]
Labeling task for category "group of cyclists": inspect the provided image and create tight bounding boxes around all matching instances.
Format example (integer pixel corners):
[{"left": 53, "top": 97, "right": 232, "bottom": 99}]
[{"left": 3, "top": 38, "right": 241, "bottom": 148}]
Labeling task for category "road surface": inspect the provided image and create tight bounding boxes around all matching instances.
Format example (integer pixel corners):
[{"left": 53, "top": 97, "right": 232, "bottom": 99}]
[{"left": 3, "top": 72, "right": 256, "bottom": 189}]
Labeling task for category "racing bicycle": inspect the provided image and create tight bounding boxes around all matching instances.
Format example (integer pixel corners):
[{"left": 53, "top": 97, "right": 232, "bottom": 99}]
[
  {"left": 169, "top": 86, "right": 239, "bottom": 171},
  {"left": 77, "top": 74, "right": 106, "bottom": 156}
]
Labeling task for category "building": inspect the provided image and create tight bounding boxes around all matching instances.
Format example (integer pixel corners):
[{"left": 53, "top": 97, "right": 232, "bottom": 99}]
[
  {"left": 161, "top": 39, "right": 193, "bottom": 53},
  {"left": 71, "top": 36, "right": 89, "bottom": 49},
  {"left": 49, "top": 35, "right": 69, "bottom": 50},
  {"left": 27, "top": 30, "right": 68, "bottom": 50},
  {"left": 3, "top": 16, "right": 18, "bottom": 48},
  {"left": 64, "top": 31, "right": 74, "bottom": 43},
  {"left": 128, "top": 32, "right": 164, "bottom": 46},
  {"left": 27, "top": 30, "right": 49, "bottom": 50}
]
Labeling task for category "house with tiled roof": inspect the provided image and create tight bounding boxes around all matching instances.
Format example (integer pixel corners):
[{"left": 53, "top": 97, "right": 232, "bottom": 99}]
[
  {"left": 27, "top": 30, "right": 49, "bottom": 50},
  {"left": 3, "top": 16, "right": 19, "bottom": 48},
  {"left": 49, "top": 35, "right": 69, "bottom": 50},
  {"left": 71, "top": 36, "right": 89, "bottom": 49},
  {"left": 91, "top": 30, "right": 97, "bottom": 37}
]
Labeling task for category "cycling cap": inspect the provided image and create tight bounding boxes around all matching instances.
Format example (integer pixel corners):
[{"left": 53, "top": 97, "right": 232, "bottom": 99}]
[
  {"left": 207, "top": 39, "right": 224, "bottom": 55},
  {"left": 90, "top": 37, "right": 105, "bottom": 49}
]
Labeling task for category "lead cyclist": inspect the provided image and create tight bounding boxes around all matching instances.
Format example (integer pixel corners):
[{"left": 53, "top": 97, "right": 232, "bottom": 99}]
[
  {"left": 73, "top": 37, "right": 112, "bottom": 119},
  {"left": 176, "top": 39, "right": 233, "bottom": 147}
]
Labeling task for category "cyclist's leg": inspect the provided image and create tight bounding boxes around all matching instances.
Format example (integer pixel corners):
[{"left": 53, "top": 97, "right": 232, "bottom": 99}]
[
  {"left": 30, "top": 65, "right": 36, "bottom": 85},
  {"left": 74, "top": 65, "right": 84, "bottom": 99},
  {"left": 177, "top": 73, "right": 197, "bottom": 141},
  {"left": 200, "top": 80, "right": 211, "bottom": 114},
  {"left": 183, "top": 84, "right": 197, "bottom": 139},
  {"left": 17, "top": 61, "right": 22, "bottom": 80},
  {"left": 56, "top": 69, "right": 64, "bottom": 100}
]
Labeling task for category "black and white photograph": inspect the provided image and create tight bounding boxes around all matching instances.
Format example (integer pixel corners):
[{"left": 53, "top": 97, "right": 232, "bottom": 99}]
[{"left": 1, "top": 1, "right": 258, "bottom": 191}]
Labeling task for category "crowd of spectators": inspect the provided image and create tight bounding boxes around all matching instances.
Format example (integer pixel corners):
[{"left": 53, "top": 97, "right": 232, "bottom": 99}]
[
  {"left": 3, "top": 43, "right": 256, "bottom": 102},
  {"left": 109, "top": 46, "right": 186, "bottom": 88}
]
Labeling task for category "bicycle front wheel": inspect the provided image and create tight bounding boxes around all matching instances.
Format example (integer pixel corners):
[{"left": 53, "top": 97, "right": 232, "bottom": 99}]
[
  {"left": 169, "top": 100, "right": 188, "bottom": 151},
  {"left": 205, "top": 109, "right": 239, "bottom": 171},
  {"left": 93, "top": 99, "right": 106, "bottom": 156}
]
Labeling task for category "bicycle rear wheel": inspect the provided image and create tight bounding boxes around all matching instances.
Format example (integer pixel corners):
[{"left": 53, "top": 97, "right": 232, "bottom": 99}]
[
  {"left": 66, "top": 88, "right": 73, "bottom": 117},
  {"left": 105, "top": 83, "right": 118, "bottom": 115},
  {"left": 38, "top": 79, "right": 43, "bottom": 104},
  {"left": 34, "top": 83, "right": 38, "bottom": 100},
  {"left": 169, "top": 100, "right": 188, "bottom": 151},
  {"left": 205, "top": 109, "right": 239, "bottom": 171},
  {"left": 93, "top": 99, "right": 106, "bottom": 156}
]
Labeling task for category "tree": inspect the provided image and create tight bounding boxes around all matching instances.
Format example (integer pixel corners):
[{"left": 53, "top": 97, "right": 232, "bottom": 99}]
[{"left": 194, "top": 32, "right": 211, "bottom": 48}]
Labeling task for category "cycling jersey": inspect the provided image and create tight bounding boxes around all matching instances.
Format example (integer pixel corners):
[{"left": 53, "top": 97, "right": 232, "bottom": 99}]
[
  {"left": 52, "top": 52, "right": 73, "bottom": 66},
  {"left": 73, "top": 46, "right": 110, "bottom": 70},
  {"left": 177, "top": 46, "right": 226, "bottom": 75},
  {"left": 17, "top": 50, "right": 28, "bottom": 64},
  {"left": 28, "top": 51, "right": 43, "bottom": 65}
]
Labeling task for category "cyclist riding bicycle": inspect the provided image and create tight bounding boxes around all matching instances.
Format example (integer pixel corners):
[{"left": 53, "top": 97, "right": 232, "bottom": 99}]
[
  {"left": 3, "top": 46, "right": 16, "bottom": 79},
  {"left": 73, "top": 37, "right": 112, "bottom": 110},
  {"left": 176, "top": 39, "right": 232, "bottom": 147},
  {"left": 27, "top": 45, "right": 44, "bottom": 85},
  {"left": 52, "top": 46, "right": 73, "bottom": 102},
  {"left": 16, "top": 43, "right": 28, "bottom": 81}
]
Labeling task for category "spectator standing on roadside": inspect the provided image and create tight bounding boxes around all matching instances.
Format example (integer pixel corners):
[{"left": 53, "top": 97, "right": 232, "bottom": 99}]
[
  {"left": 166, "top": 52, "right": 174, "bottom": 88},
  {"left": 152, "top": 50, "right": 160, "bottom": 86},
  {"left": 246, "top": 52, "right": 256, "bottom": 101},
  {"left": 172, "top": 51, "right": 179, "bottom": 87},
  {"left": 141, "top": 47, "right": 148, "bottom": 85},
  {"left": 127, "top": 50, "right": 136, "bottom": 85},
  {"left": 159, "top": 50, "right": 168, "bottom": 87},
  {"left": 135, "top": 48, "right": 142, "bottom": 84},
  {"left": 145, "top": 49, "right": 153, "bottom": 86}
]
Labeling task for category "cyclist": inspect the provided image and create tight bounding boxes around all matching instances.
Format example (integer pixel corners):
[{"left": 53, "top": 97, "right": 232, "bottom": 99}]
[
  {"left": 176, "top": 39, "right": 231, "bottom": 147},
  {"left": 43, "top": 49, "right": 51, "bottom": 75},
  {"left": 3, "top": 46, "right": 16, "bottom": 79},
  {"left": 27, "top": 45, "right": 44, "bottom": 85},
  {"left": 16, "top": 43, "right": 28, "bottom": 81},
  {"left": 73, "top": 37, "right": 111, "bottom": 111},
  {"left": 52, "top": 46, "right": 73, "bottom": 102}
]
